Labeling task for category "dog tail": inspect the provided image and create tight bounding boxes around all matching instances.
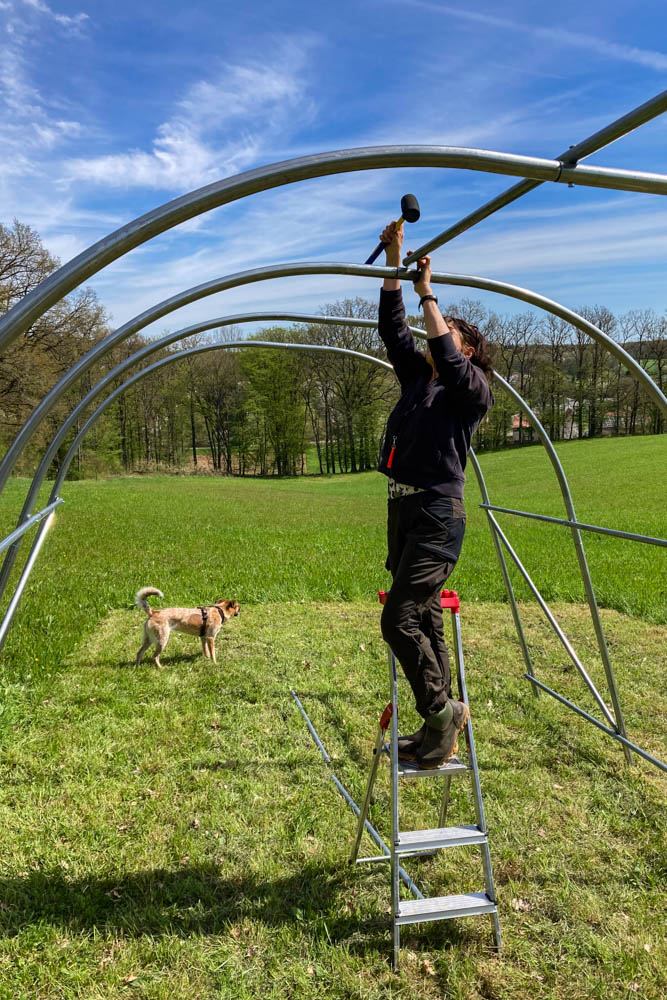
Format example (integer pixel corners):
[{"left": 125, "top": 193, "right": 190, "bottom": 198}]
[{"left": 135, "top": 586, "right": 164, "bottom": 615}]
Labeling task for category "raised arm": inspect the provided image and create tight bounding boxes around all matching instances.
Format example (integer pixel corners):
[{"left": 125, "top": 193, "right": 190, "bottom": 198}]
[
  {"left": 379, "top": 221, "right": 431, "bottom": 389},
  {"left": 413, "top": 253, "right": 492, "bottom": 409}
]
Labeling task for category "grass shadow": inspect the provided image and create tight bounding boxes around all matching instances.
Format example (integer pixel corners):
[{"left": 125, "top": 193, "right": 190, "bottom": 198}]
[
  {"left": 110, "top": 651, "right": 206, "bottom": 669},
  {"left": 0, "top": 860, "right": 474, "bottom": 958}
]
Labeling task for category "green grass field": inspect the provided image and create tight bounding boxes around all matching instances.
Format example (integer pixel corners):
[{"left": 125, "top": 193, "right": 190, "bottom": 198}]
[
  {"left": 0, "top": 436, "right": 665, "bottom": 998},
  {"left": 0, "top": 434, "right": 665, "bottom": 684}
]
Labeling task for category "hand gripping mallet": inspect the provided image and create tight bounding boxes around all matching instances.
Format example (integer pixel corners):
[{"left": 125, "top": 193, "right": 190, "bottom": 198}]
[{"left": 364, "top": 193, "right": 420, "bottom": 265}]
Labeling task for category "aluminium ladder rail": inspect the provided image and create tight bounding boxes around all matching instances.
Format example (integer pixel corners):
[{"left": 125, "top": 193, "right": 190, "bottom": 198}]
[{"left": 350, "top": 589, "right": 501, "bottom": 969}]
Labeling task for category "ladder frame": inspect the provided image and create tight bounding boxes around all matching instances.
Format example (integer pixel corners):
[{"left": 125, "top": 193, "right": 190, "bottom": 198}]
[{"left": 351, "top": 589, "right": 502, "bottom": 969}]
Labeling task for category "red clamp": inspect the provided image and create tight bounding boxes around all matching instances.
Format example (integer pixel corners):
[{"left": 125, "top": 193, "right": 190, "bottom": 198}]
[
  {"left": 379, "top": 703, "right": 393, "bottom": 731},
  {"left": 440, "top": 589, "right": 460, "bottom": 612}
]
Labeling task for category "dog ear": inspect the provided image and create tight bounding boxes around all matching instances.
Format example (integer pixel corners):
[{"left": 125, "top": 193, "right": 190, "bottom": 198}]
[{"left": 217, "top": 600, "right": 240, "bottom": 618}]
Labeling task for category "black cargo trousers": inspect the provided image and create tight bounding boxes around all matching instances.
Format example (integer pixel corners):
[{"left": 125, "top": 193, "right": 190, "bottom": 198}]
[{"left": 380, "top": 492, "right": 466, "bottom": 719}]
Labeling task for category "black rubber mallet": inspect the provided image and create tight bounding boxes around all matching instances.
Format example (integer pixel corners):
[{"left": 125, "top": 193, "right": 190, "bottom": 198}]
[{"left": 365, "top": 193, "right": 420, "bottom": 265}]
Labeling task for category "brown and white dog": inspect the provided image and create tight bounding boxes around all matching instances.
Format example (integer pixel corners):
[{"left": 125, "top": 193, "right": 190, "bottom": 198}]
[{"left": 135, "top": 587, "right": 240, "bottom": 667}]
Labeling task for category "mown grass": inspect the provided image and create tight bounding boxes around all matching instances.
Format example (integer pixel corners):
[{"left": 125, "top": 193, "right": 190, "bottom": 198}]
[
  {"left": 0, "top": 435, "right": 665, "bottom": 688},
  {"left": 0, "top": 435, "right": 664, "bottom": 997},
  {"left": 0, "top": 601, "right": 664, "bottom": 999}
]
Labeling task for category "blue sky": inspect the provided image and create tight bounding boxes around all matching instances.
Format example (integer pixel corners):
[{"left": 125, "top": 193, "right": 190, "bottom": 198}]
[{"left": 1, "top": 0, "right": 666, "bottom": 337}]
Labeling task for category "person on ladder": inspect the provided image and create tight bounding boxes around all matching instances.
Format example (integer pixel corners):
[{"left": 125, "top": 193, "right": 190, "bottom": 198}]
[{"left": 377, "top": 220, "right": 494, "bottom": 768}]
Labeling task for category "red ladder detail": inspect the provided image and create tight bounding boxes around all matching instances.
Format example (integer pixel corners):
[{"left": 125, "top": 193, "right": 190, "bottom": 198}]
[
  {"left": 378, "top": 589, "right": 460, "bottom": 612},
  {"left": 379, "top": 703, "right": 393, "bottom": 731}
]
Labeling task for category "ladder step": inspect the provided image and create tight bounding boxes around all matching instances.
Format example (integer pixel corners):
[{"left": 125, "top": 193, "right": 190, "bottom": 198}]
[
  {"left": 397, "top": 754, "right": 469, "bottom": 778},
  {"left": 397, "top": 891, "right": 496, "bottom": 925},
  {"left": 396, "top": 824, "right": 486, "bottom": 854}
]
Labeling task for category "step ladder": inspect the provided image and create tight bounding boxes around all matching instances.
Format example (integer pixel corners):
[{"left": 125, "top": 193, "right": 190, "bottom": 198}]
[{"left": 350, "top": 589, "right": 502, "bottom": 969}]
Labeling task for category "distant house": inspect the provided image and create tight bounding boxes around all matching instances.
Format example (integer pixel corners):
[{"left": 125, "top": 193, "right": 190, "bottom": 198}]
[
  {"left": 509, "top": 414, "right": 534, "bottom": 443},
  {"left": 601, "top": 411, "right": 619, "bottom": 435},
  {"left": 563, "top": 399, "right": 578, "bottom": 439}
]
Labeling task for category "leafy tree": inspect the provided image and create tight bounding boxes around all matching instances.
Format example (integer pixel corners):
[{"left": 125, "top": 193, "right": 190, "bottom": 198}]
[
  {"left": 239, "top": 330, "right": 309, "bottom": 476},
  {"left": 0, "top": 219, "right": 110, "bottom": 473}
]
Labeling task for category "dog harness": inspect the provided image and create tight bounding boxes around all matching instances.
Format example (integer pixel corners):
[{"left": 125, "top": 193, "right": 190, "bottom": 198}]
[{"left": 198, "top": 605, "right": 225, "bottom": 636}]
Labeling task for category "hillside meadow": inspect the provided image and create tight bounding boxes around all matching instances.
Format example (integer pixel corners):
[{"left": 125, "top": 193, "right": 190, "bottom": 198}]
[
  {"left": 0, "top": 434, "right": 665, "bottom": 684},
  {"left": 0, "top": 435, "right": 664, "bottom": 998}
]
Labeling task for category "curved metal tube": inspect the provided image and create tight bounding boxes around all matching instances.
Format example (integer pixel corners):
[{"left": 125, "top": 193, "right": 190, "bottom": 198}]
[
  {"left": 0, "top": 111, "right": 662, "bottom": 771},
  {"left": 0, "top": 312, "right": 389, "bottom": 599},
  {"left": 0, "top": 339, "right": 392, "bottom": 651},
  {"left": 57, "top": 341, "right": 392, "bottom": 495},
  {"left": 1, "top": 144, "right": 666, "bottom": 355},
  {"left": 1, "top": 326, "right": 629, "bottom": 735},
  {"left": 0, "top": 261, "right": 664, "bottom": 511},
  {"left": 4, "top": 258, "right": 665, "bottom": 602}
]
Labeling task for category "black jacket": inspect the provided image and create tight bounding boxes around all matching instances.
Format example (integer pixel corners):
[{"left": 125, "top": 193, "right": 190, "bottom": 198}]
[{"left": 377, "top": 288, "right": 493, "bottom": 499}]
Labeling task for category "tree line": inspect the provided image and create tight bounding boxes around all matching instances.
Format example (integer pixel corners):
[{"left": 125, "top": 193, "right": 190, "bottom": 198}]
[{"left": 0, "top": 219, "right": 664, "bottom": 480}]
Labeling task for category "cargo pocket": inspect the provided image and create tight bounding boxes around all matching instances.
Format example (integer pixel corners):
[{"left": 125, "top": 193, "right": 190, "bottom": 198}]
[{"left": 416, "top": 497, "right": 466, "bottom": 564}]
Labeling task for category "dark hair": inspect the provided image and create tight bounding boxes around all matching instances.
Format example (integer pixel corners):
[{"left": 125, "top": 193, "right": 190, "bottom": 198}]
[{"left": 443, "top": 315, "right": 494, "bottom": 380}]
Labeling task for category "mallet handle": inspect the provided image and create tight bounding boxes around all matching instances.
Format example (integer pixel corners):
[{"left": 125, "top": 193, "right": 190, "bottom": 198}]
[{"left": 364, "top": 216, "right": 405, "bottom": 265}]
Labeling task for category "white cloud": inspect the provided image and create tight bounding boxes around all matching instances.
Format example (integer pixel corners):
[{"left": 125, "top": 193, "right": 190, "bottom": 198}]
[
  {"left": 33, "top": 119, "right": 81, "bottom": 148},
  {"left": 66, "top": 40, "right": 319, "bottom": 191},
  {"left": 0, "top": 39, "right": 41, "bottom": 116},
  {"left": 0, "top": 1, "right": 86, "bottom": 159},
  {"left": 433, "top": 202, "right": 667, "bottom": 279},
  {"left": 21, "top": 0, "right": 88, "bottom": 35},
  {"left": 365, "top": 86, "right": 589, "bottom": 151},
  {"left": 404, "top": 2, "right": 667, "bottom": 71}
]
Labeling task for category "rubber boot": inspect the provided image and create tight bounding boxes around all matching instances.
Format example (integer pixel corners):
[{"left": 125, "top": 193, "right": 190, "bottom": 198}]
[
  {"left": 417, "top": 700, "right": 470, "bottom": 769},
  {"left": 396, "top": 723, "right": 427, "bottom": 762}
]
